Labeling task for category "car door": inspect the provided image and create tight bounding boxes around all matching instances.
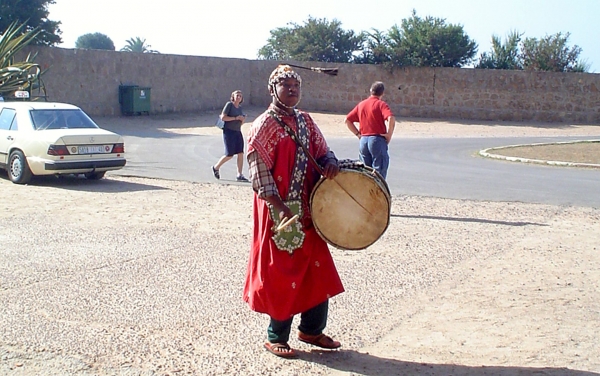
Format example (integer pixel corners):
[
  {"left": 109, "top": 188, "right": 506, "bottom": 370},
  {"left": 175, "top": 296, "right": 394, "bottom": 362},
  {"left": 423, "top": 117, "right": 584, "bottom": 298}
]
[{"left": 0, "top": 107, "right": 18, "bottom": 166}]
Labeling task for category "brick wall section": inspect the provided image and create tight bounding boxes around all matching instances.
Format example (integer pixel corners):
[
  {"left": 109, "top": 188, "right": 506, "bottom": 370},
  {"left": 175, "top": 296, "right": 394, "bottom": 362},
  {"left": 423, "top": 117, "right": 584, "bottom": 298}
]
[{"left": 23, "top": 46, "right": 600, "bottom": 123}]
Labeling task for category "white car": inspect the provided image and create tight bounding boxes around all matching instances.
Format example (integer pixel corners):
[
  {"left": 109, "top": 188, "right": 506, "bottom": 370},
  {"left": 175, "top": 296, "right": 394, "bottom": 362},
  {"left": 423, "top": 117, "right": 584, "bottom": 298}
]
[{"left": 0, "top": 101, "right": 126, "bottom": 184}]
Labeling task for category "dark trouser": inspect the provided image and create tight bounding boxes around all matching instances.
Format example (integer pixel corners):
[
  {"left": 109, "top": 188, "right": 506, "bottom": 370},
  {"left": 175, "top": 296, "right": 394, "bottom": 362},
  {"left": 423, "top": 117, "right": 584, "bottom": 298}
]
[{"left": 267, "top": 300, "right": 329, "bottom": 343}]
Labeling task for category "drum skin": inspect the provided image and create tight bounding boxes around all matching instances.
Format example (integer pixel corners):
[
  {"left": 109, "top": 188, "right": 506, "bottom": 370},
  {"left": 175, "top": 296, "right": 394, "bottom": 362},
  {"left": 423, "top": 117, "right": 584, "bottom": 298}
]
[{"left": 310, "top": 167, "right": 391, "bottom": 250}]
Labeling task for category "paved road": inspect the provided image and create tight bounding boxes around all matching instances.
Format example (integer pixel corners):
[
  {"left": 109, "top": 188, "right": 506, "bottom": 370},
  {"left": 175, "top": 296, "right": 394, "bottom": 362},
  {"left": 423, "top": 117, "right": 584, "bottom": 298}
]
[
  {"left": 110, "top": 127, "right": 600, "bottom": 208},
  {"left": 382, "top": 136, "right": 600, "bottom": 207}
]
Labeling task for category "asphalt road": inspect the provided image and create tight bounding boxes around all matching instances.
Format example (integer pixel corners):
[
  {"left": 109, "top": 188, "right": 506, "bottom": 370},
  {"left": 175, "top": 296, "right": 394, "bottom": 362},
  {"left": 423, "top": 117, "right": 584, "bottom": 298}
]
[{"left": 110, "top": 129, "right": 600, "bottom": 208}]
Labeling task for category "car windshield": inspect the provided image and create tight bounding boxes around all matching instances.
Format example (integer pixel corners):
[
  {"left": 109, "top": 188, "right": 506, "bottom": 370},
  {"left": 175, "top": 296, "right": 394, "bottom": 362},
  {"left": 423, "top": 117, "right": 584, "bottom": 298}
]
[{"left": 30, "top": 109, "right": 99, "bottom": 130}]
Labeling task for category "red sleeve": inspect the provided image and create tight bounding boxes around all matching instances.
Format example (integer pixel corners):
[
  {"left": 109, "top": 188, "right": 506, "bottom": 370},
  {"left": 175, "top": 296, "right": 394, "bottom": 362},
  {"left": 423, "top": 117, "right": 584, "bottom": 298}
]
[
  {"left": 346, "top": 105, "right": 359, "bottom": 122},
  {"left": 379, "top": 101, "right": 393, "bottom": 119}
]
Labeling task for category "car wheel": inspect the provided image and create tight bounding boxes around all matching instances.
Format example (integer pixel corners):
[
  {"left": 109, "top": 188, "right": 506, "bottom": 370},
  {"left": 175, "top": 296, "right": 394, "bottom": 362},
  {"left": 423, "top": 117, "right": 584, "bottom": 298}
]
[
  {"left": 8, "top": 150, "right": 33, "bottom": 184},
  {"left": 84, "top": 171, "right": 106, "bottom": 180}
]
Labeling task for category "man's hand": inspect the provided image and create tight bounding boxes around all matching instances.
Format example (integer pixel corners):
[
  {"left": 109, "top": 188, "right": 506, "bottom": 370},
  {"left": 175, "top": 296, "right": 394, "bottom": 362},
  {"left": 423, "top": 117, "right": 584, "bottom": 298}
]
[
  {"left": 322, "top": 160, "right": 339, "bottom": 179},
  {"left": 383, "top": 132, "right": 392, "bottom": 144},
  {"left": 385, "top": 116, "right": 396, "bottom": 144},
  {"left": 344, "top": 118, "right": 360, "bottom": 138},
  {"left": 265, "top": 196, "right": 294, "bottom": 222}
]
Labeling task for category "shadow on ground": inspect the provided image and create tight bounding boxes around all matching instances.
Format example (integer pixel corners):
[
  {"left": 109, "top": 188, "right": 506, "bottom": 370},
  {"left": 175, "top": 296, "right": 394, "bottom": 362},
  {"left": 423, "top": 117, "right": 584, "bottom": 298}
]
[
  {"left": 0, "top": 173, "right": 169, "bottom": 193},
  {"left": 304, "top": 349, "right": 599, "bottom": 376}
]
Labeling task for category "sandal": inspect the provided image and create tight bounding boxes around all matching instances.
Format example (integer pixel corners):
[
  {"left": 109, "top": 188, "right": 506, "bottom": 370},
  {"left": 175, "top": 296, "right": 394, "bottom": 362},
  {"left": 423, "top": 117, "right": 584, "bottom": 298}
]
[
  {"left": 211, "top": 166, "right": 220, "bottom": 180},
  {"left": 264, "top": 342, "right": 298, "bottom": 359},
  {"left": 298, "top": 332, "right": 341, "bottom": 349}
]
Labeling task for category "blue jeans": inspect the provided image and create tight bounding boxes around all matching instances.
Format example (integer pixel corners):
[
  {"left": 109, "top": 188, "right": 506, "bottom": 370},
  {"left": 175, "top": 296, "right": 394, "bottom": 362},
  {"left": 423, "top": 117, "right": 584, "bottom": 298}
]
[{"left": 359, "top": 135, "right": 389, "bottom": 179}]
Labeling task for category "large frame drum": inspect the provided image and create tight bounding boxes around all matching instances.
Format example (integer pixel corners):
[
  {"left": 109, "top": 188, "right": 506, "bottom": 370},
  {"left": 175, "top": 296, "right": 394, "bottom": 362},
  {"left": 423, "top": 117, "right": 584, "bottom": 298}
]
[{"left": 310, "top": 162, "right": 391, "bottom": 250}]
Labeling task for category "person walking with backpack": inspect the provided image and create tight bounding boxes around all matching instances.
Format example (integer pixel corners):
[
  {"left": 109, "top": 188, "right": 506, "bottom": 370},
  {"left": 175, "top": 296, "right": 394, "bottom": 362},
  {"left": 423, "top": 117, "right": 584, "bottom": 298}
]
[{"left": 211, "top": 90, "right": 249, "bottom": 182}]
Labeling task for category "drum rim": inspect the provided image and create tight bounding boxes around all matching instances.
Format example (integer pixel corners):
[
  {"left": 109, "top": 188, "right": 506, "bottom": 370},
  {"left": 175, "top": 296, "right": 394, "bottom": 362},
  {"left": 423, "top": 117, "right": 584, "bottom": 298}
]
[{"left": 310, "top": 167, "right": 391, "bottom": 250}]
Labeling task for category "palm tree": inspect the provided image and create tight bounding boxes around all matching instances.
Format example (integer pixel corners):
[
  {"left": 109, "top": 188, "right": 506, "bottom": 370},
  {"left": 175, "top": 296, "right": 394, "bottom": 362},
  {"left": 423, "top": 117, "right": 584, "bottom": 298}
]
[
  {"left": 355, "top": 28, "right": 391, "bottom": 64},
  {"left": 0, "top": 21, "right": 45, "bottom": 100},
  {"left": 120, "top": 37, "right": 158, "bottom": 53},
  {"left": 476, "top": 31, "right": 523, "bottom": 70}
]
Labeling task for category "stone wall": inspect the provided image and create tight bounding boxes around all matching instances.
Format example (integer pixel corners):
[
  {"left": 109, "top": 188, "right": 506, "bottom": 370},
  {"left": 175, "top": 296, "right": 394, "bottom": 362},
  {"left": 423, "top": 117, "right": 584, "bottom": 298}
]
[
  {"left": 27, "top": 47, "right": 253, "bottom": 116},
  {"left": 23, "top": 46, "right": 600, "bottom": 123}
]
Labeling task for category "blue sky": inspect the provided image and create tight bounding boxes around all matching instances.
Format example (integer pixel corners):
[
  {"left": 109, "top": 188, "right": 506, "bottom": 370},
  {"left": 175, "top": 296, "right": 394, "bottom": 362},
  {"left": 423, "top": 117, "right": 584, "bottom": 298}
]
[{"left": 48, "top": 0, "right": 599, "bottom": 72}]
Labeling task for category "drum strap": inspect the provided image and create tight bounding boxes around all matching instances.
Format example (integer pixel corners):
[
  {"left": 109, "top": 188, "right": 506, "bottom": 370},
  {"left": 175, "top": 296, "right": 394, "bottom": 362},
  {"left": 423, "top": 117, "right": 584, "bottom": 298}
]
[
  {"left": 268, "top": 111, "right": 324, "bottom": 176},
  {"left": 267, "top": 111, "right": 309, "bottom": 254}
]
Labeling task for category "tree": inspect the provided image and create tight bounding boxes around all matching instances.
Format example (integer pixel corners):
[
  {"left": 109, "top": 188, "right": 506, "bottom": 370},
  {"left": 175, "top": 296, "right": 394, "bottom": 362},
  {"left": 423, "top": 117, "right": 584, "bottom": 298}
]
[
  {"left": 476, "top": 31, "right": 523, "bottom": 70},
  {"left": 520, "top": 32, "right": 588, "bottom": 72},
  {"left": 75, "top": 32, "right": 115, "bottom": 51},
  {"left": 258, "top": 16, "right": 363, "bottom": 63},
  {"left": 120, "top": 37, "right": 158, "bottom": 53},
  {"left": 476, "top": 31, "right": 590, "bottom": 72},
  {"left": 386, "top": 10, "right": 478, "bottom": 68},
  {"left": 354, "top": 28, "right": 391, "bottom": 64},
  {"left": 0, "top": 0, "right": 61, "bottom": 46},
  {"left": 0, "top": 22, "right": 45, "bottom": 99}
]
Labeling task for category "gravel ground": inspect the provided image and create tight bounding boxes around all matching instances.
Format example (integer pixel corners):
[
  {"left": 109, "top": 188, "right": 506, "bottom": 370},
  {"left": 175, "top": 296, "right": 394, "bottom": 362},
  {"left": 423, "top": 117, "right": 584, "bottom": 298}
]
[{"left": 1, "top": 113, "right": 599, "bottom": 375}]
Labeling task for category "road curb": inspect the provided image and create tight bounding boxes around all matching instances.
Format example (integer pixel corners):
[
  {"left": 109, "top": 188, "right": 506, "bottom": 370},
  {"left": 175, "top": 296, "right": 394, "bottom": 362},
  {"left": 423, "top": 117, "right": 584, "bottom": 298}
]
[{"left": 479, "top": 139, "right": 600, "bottom": 168}]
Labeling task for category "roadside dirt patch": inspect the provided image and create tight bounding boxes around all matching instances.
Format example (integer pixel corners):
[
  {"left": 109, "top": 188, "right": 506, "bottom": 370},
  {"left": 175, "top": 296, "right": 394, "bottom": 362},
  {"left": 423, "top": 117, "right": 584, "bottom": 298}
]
[{"left": 488, "top": 141, "right": 600, "bottom": 165}]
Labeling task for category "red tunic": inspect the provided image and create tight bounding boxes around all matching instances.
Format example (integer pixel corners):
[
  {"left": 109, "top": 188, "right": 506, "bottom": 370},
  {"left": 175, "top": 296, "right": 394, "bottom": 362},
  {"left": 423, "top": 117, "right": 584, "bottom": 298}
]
[{"left": 243, "top": 108, "right": 345, "bottom": 321}]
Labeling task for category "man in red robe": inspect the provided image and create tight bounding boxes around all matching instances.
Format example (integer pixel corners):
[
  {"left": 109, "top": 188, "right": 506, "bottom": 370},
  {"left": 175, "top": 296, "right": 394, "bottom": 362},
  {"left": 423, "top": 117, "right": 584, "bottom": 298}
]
[{"left": 243, "top": 65, "right": 345, "bottom": 358}]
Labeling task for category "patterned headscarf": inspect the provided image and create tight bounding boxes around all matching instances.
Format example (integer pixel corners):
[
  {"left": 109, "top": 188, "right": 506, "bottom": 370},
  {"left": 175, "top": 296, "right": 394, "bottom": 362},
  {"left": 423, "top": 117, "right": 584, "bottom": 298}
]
[{"left": 268, "top": 65, "right": 302, "bottom": 89}]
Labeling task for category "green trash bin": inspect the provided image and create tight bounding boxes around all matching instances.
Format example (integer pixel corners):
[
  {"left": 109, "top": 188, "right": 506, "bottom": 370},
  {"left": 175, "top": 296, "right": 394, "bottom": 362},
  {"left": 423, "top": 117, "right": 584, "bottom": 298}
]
[{"left": 119, "top": 85, "right": 151, "bottom": 115}]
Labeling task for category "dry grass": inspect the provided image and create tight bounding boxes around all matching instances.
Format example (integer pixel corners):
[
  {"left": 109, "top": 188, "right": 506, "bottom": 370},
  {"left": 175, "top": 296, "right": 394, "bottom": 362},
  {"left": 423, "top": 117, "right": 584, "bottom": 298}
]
[{"left": 491, "top": 141, "right": 600, "bottom": 165}]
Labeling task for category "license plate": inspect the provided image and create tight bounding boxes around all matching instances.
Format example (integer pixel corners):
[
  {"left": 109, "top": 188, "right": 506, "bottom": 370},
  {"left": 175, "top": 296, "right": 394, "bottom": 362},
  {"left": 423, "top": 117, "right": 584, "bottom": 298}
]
[{"left": 77, "top": 145, "right": 110, "bottom": 154}]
